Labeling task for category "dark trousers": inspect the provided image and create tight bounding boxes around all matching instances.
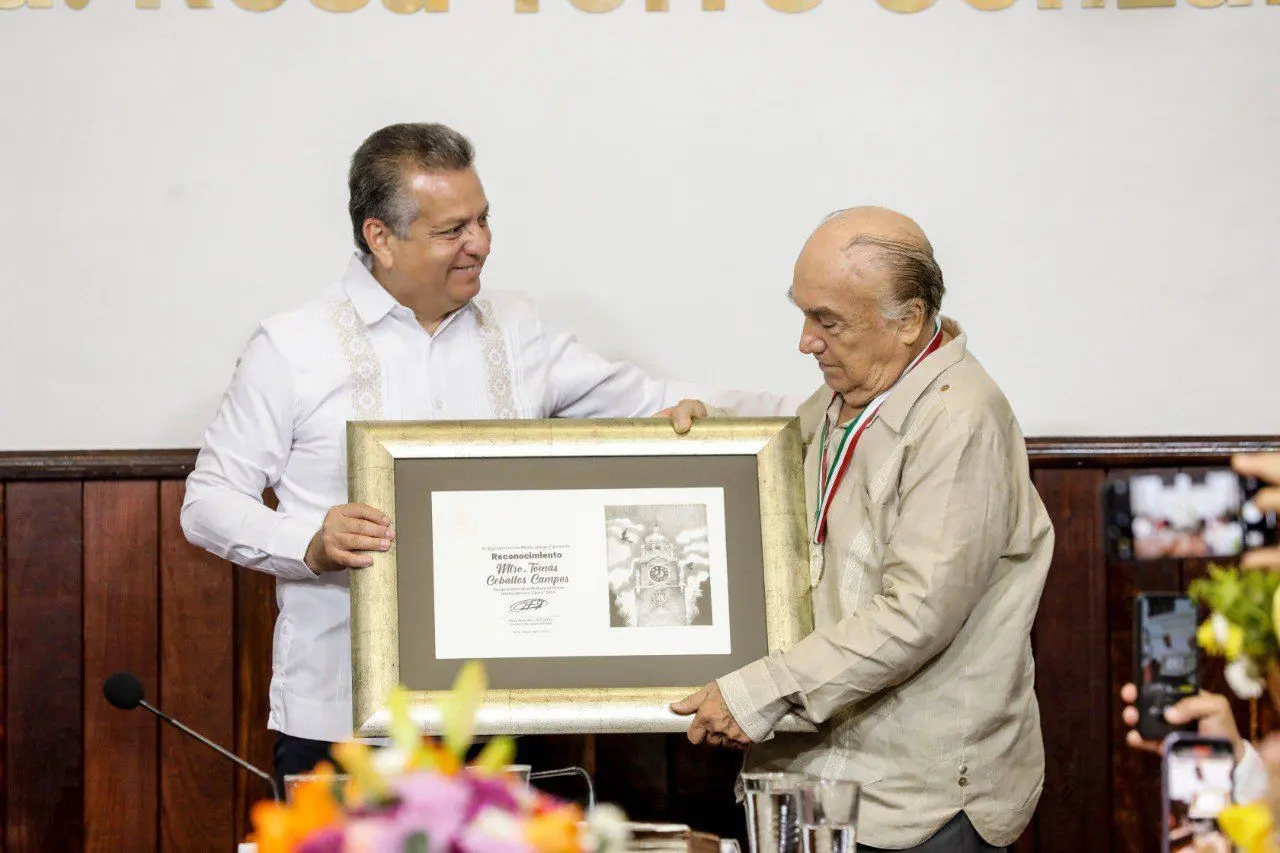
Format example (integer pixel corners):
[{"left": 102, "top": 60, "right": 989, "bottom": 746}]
[
  {"left": 272, "top": 734, "right": 337, "bottom": 795},
  {"left": 857, "top": 812, "right": 1008, "bottom": 853}
]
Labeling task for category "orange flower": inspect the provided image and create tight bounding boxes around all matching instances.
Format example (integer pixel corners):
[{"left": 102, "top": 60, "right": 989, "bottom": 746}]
[
  {"left": 249, "top": 764, "right": 343, "bottom": 853},
  {"left": 526, "top": 805, "right": 585, "bottom": 853}
]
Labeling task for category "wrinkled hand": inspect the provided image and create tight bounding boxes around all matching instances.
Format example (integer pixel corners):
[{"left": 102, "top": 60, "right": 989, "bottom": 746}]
[
  {"left": 670, "top": 682, "right": 752, "bottom": 750},
  {"left": 1234, "top": 452, "right": 1280, "bottom": 568},
  {"left": 1119, "top": 683, "right": 1244, "bottom": 762},
  {"left": 304, "top": 503, "right": 395, "bottom": 574},
  {"left": 654, "top": 399, "right": 709, "bottom": 435}
]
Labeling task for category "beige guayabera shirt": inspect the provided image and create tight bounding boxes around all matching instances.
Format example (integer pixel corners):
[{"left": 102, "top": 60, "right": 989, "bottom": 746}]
[{"left": 718, "top": 320, "right": 1053, "bottom": 849}]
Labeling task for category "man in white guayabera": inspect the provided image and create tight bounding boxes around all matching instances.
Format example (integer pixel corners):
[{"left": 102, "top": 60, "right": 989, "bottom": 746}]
[
  {"left": 180, "top": 122, "right": 796, "bottom": 788},
  {"left": 671, "top": 207, "right": 1054, "bottom": 852}
]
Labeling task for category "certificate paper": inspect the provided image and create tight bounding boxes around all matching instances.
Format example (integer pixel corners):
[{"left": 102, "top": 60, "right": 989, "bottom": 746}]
[{"left": 431, "top": 488, "right": 731, "bottom": 659}]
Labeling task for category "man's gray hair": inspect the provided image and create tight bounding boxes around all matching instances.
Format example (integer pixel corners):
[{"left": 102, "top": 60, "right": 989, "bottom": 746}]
[
  {"left": 348, "top": 122, "right": 475, "bottom": 254},
  {"left": 845, "top": 233, "right": 946, "bottom": 324}
]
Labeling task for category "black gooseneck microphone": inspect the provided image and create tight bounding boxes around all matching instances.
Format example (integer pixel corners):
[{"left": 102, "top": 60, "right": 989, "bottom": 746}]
[{"left": 103, "top": 671, "right": 281, "bottom": 802}]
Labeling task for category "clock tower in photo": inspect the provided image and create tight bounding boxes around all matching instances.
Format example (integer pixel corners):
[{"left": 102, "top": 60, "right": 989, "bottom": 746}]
[{"left": 632, "top": 526, "right": 688, "bottom": 627}]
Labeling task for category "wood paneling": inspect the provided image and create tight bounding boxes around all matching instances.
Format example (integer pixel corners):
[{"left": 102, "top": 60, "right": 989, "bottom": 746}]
[
  {"left": 1107, "top": 557, "right": 1181, "bottom": 850},
  {"left": 234, "top": 567, "right": 278, "bottom": 842},
  {"left": 159, "top": 481, "right": 236, "bottom": 852},
  {"left": 5, "top": 482, "right": 84, "bottom": 853},
  {"left": 0, "top": 439, "right": 1276, "bottom": 852},
  {"left": 1031, "top": 469, "right": 1110, "bottom": 853},
  {"left": 0, "top": 451, "right": 195, "bottom": 481},
  {"left": 2, "top": 437, "right": 1273, "bottom": 481},
  {"left": 0, "top": 484, "right": 6, "bottom": 853},
  {"left": 667, "top": 735, "right": 745, "bottom": 847},
  {"left": 83, "top": 481, "right": 160, "bottom": 853}
]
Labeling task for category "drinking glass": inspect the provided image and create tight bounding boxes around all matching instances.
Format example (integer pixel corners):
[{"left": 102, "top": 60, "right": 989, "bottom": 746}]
[
  {"left": 798, "top": 779, "right": 860, "bottom": 853},
  {"left": 741, "top": 771, "right": 809, "bottom": 853}
]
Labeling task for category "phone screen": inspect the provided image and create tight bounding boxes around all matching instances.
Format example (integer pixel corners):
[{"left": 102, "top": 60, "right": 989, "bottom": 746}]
[
  {"left": 1165, "top": 739, "right": 1236, "bottom": 852},
  {"left": 1106, "top": 469, "right": 1276, "bottom": 561},
  {"left": 1137, "top": 594, "right": 1198, "bottom": 741}
]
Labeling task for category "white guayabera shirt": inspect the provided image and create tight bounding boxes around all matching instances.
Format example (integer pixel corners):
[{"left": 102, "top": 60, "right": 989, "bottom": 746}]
[{"left": 182, "top": 253, "right": 797, "bottom": 743}]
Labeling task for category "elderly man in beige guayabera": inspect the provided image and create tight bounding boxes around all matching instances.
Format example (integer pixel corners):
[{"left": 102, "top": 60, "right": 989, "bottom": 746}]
[{"left": 671, "top": 207, "right": 1055, "bottom": 852}]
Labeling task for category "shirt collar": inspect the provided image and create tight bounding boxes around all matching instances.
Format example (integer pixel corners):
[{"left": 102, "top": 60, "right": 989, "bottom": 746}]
[
  {"left": 342, "top": 253, "right": 399, "bottom": 326},
  {"left": 341, "top": 253, "right": 475, "bottom": 334},
  {"left": 876, "top": 316, "right": 967, "bottom": 434}
]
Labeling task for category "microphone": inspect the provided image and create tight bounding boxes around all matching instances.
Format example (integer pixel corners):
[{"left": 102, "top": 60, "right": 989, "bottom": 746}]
[{"left": 103, "top": 671, "right": 281, "bottom": 802}]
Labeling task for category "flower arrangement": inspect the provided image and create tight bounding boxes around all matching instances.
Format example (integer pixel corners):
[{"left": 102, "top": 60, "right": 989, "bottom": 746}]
[
  {"left": 1189, "top": 564, "right": 1280, "bottom": 703},
  {"left": 247, "top": 662, "right": 627, "bottom": 853},
  {"left": 1188, "top": 563, "right": 1280, "bottom": 853}
]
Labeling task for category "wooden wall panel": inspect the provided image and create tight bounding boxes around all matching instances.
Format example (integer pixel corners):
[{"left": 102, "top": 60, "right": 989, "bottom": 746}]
[
  {"left": 1030, "top": 469, "right": 1111, "bottom": 853},
  {"left": 234, "top": 546, "right": 279, "bottom": 840},
  {"left": 83, "top": 482, "right": 160, "bottom": 853},
  {"left": 0, "top": 440, "right": 1275, "bottom": 853},
  {"left": 667, "top": 735, "right": 745, "bottom": 847},
  {"left": 159, "top": 481, "right": 236, "bottom": 853},
  {"left": 0, "top": 484, "right": 6, "bottom": 853},
  {"left": 5, "top": 482, "right": 84, "bottom": 853},
  {"left": 595, "top": 734, "right": 669, "bottom": 828},
  {"left": 1106, "top": 556, "right": 1181, "bottom": 850}
]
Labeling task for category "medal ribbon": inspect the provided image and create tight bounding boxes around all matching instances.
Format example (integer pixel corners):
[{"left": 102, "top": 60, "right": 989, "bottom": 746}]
[{"left": 813, "top": 322, "right": 944, "bottom": 544}]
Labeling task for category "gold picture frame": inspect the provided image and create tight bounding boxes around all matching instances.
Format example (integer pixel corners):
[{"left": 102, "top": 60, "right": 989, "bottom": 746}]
[{"left": 347, "top": 417, "right": 814, "bottom": 738}]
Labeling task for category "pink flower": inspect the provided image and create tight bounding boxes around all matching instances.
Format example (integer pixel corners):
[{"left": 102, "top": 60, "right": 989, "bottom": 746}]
[
  {"left": 393, "top": 772, "right": 473, "bottom": 850},
  {"left": 458, "top": 806, "right": 535, "bottom": 853}
]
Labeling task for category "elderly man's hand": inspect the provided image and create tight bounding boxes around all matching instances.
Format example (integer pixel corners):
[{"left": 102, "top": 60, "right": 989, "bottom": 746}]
[
  {"left": 1234, "top": 452, "right": 1280, "bottom": 568},
  {"left": 654, "top": 399, "right": 709, "bottom": 435},
  {"left": 670, "top": 682, "right": 752, "bottom": 750}
]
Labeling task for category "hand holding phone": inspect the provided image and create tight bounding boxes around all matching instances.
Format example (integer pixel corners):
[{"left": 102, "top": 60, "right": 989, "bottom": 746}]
[
  {"left": 1134, "top": 593, "right": 1200, "bottom": 742},
  {"left": 1163, "top": 733, "right": 1236, "bottom": 853}
]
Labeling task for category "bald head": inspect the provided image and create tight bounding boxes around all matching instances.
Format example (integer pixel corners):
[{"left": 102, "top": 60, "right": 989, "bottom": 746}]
[
  {"left": 790, "top": 206, "right": 946, "bottom": 404},
  {"left": 818, "top": 206, "right": 932, "bottom": 253},
  {"left": 798, "top": 206, "right": 945, "bottom": 323}
]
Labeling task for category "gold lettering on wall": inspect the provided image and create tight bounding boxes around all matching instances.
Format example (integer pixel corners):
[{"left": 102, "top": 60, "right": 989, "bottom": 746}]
[
  {"left": 878, "top": 0, "right": 938, "bottom": 13},
  {"left": 383, "top": 0, "right": 448, "bottom": 11},
  {"left": 311, "top": 0, "right": 370, "bottom": 10},
  {"left": 645, "top": 1, "right": 727, "bottom": 9},
  {"left": 3, "top": 0, "right": 1274, "bottom": 11}
]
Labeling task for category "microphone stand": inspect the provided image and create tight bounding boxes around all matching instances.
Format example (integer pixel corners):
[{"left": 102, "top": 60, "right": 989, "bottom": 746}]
[
  {"left": 141, "top": 699, "right": 281, "bottom": 802},
  {"left": 530, "top": 766, "right": 596, "bottom": 813}
]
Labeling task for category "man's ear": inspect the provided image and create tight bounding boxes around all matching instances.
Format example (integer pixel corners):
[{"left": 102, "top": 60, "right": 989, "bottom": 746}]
[
  {"left": 896, "top": 298, "right": 926, "bottom": 345},
  {"left": 364, "top": 219, "right": 394, "bottom": 269}
]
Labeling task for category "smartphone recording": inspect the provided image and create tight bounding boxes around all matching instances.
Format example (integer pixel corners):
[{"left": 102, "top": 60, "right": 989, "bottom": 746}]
[{"left": 1104, "top": 469, "right": 1276, "bottom": 561}]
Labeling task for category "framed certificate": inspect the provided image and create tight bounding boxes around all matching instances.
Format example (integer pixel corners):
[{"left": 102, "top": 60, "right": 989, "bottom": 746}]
[{"left": 347, "top": 417, "right": 814, "bottom": 737}]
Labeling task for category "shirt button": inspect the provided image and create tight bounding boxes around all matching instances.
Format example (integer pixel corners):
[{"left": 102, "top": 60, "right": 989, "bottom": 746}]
[
  {"left": 959, "top": 764, "right": 968, "bottom": 774},
  {"left": 436, "top": 400, "right": 444, "bottom": 410},
  {"left": 958, "top": 777, "right": 968, "bottom": 787}
]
